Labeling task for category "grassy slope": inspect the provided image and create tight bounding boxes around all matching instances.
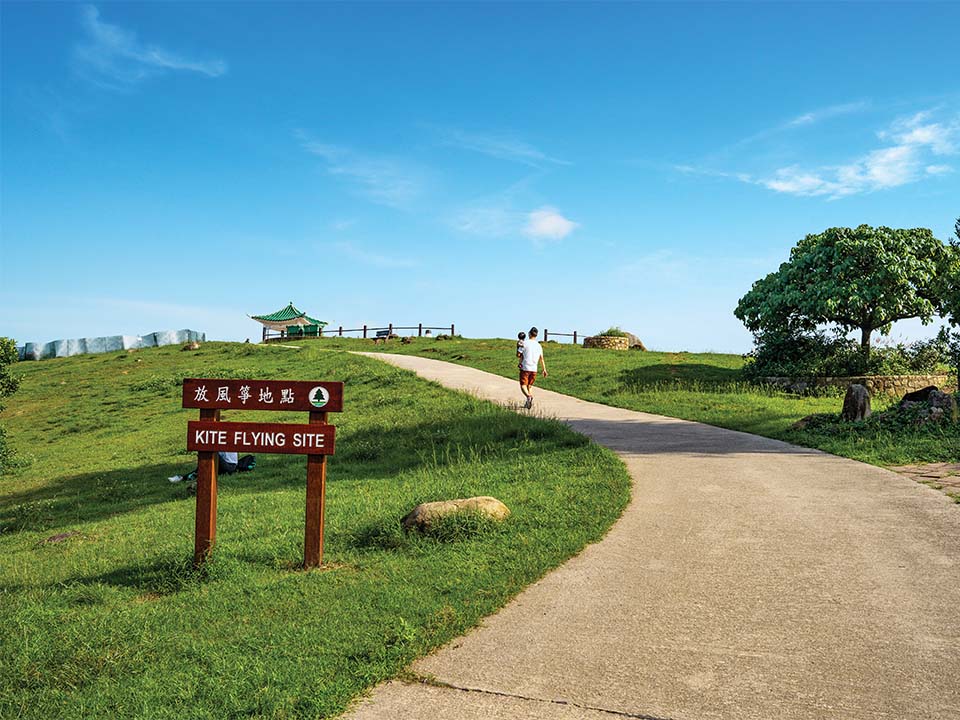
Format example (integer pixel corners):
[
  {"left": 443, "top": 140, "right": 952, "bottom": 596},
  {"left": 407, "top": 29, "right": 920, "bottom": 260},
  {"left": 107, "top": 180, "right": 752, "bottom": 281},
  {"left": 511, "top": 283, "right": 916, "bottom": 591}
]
[
  {"left": 0, "top": 343, "right": 629, "bottom": 719},
  {"left": 316, "top": 337, "right": 958, "bottom": 466}
]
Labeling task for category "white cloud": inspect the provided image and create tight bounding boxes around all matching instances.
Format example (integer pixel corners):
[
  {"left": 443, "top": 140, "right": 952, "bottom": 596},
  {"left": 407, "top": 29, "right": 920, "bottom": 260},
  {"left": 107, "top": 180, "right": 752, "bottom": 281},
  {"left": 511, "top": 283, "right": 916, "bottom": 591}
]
[
  {"left": 755, "top": 109, "right": 959, "bottom": 199},
  {"left": 74, "top": 5, "right": 226, "bottom": 87},
  {"left": 437, "top": 128, "right": 570, "bottom": 167},
  {"left": 523, "top": 207, "right": 579, "bottom": 243},
  {"left": 301, "top": 138, "right": 425, "bottom": 209}
]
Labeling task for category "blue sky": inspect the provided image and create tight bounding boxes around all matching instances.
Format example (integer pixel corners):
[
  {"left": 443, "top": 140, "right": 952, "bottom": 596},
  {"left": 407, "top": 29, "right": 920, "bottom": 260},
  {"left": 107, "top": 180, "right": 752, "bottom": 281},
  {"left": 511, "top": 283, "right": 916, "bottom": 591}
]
[{"left": 2, "top": 1, "right": 958, "bottom": 352}]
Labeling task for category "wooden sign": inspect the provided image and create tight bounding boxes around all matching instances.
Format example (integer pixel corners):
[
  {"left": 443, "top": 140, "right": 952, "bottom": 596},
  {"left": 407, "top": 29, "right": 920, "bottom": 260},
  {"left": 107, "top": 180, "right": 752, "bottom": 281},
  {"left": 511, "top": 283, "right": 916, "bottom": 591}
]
[
  {"left": 187, "top": 421, "right": 335, "bottom": 455},
  {"left": 182, "top": 378, "right": 340, "bottom": 570},
  {"left": 182, "top": 378, "right": 344, "bottom": 413}
]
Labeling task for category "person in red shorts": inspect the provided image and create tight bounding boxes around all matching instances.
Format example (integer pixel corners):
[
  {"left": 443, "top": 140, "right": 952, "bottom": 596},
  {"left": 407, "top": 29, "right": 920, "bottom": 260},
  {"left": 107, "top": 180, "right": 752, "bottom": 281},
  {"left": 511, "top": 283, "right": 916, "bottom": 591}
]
[{"left": 519, "top": 326, "right": 547, "bottom": 409}]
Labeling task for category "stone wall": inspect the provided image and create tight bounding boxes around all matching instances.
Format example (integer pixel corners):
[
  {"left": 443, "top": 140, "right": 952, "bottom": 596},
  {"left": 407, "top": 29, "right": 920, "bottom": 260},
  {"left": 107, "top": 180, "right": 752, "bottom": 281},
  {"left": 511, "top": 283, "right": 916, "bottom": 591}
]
[
  {"left": 583, "top": 335, "right": 630, "bottom": 351},
  {"left": 762, "top": 374, "right": 953, "bottom": 398}
]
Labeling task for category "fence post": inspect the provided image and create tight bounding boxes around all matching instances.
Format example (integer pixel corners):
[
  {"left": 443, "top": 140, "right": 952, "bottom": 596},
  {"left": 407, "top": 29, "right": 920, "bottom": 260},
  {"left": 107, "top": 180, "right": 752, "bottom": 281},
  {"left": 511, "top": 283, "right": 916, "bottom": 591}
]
[
  {"left": 544, "top": 329, "right": 548, "bottom": 342},
  {"left": 418, "top": 323, "right": 423, "bottom": 337},
  {"left": 363, "top": 325, "right": 367, "bottom": 339},
  {"left": 388, "top": 323, "right": 393, "bottom": 335},
  {"left": 573, "top": 331, "right": 577, "bottom": 345},
  {"left": 451, "top": 324, "right": 455, "bottom": 336},
  {"left": 338, "top": 326, "right": 343, "bottom": 337}
]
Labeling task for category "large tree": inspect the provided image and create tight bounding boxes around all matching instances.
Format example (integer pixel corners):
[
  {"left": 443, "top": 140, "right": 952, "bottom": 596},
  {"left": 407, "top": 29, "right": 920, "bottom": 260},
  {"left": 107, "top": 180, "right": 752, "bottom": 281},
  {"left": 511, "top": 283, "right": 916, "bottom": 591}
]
[{"left": 735, "top": 225, "right": 949, "bottom": 355}]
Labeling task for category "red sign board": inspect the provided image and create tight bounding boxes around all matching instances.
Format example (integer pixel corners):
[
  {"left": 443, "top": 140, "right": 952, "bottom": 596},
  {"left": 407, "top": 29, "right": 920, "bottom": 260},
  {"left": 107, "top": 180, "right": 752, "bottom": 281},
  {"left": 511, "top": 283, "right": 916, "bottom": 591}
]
[
  {"left": 187, "top": 421, "right": 335, "bottom": 455},
  {"left": 182, "top": 378, "right": 344, "bottom": 413}
]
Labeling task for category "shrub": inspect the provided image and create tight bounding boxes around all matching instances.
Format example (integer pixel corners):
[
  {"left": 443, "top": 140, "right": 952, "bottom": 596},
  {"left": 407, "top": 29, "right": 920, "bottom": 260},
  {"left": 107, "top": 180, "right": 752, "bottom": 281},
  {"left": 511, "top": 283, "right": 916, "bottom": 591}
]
[
  {"left": 598, "top": 327, "right": 628, "bottom": 338},
  {"left": 0, "top": 337, "right": 21, "bottom": 473},
  {"left": 742, "top": 329, "right": 950, "bottom": 380}
]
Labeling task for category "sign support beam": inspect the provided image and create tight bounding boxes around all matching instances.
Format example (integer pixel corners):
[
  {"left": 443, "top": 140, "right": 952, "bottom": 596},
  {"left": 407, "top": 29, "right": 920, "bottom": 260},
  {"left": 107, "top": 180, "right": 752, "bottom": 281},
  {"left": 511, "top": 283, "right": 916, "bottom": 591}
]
[
  {"left": 194, "top": 408, "right": 219, "bottom": 567},
  {"left": 304, "top": 410, "right": 328, "bottom": 569}
]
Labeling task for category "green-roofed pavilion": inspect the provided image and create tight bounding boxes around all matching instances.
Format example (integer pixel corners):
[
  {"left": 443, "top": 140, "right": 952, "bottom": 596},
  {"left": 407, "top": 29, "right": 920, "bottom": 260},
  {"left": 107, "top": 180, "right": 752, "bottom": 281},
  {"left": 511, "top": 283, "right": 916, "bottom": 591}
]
[{"left": 250, "top": 302, "right": 328, "bottom": 340}]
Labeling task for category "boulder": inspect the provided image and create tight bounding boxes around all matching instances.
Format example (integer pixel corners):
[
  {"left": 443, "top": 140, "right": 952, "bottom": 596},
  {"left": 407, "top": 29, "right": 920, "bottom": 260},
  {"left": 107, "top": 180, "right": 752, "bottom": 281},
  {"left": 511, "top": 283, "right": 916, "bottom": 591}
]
[
  {"left": 402, "top": 496, "right": 510, "bottom": 531},
  {"left": 841, "top": 383, "right": 872, "bottom": 422},
  {"left": 901, "top": 385, "right": 939, "bottom": 404},
  {"left": 624, "top": 332, "right": 647, "bottom": 351}
]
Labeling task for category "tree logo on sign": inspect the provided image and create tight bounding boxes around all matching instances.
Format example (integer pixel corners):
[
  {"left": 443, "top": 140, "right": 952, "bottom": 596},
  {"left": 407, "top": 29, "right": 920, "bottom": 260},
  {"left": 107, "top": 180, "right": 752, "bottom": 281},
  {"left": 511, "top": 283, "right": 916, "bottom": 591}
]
[{"left": 309, "top": 386, "right": 330, "bottom": 408}]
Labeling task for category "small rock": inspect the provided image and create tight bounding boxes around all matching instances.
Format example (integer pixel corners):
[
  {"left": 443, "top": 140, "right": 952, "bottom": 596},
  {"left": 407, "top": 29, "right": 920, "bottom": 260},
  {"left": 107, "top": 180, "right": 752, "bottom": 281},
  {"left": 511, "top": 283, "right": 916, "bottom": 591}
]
[
  {"left": 182, "top": 341, "right": 201, "bottom": 351},
  {"left": 402, "top": 496, "right": 510, "bottom": 531},
  {"left": 401, "top": 337, "right": 413, "bottom": 344},
  {"left": 841, "top": 383, "right": 871, "bottom": 422},
  {"left": 42, "top": 531, "right": 82, "bottom": 544}
]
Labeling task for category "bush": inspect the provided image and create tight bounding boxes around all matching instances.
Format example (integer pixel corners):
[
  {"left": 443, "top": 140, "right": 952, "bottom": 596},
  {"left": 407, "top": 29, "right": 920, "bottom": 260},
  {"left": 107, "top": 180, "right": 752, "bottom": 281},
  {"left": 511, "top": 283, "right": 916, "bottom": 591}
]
[
  {"left": 598, "top": 327, "right": 628, "bottom": 338},
  {"left": 0, "top": 337, "right": 21, "bottom": 473},
  {"left": 742, "top": 329, "right": 950, "bottom": 380}
]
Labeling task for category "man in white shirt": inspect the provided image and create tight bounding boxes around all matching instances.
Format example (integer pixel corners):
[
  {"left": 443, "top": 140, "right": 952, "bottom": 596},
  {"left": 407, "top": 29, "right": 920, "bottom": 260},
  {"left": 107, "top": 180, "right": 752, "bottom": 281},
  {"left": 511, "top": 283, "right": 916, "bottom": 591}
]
[{"left": 519, "top": 326, "right": 547, "bottom": 409}]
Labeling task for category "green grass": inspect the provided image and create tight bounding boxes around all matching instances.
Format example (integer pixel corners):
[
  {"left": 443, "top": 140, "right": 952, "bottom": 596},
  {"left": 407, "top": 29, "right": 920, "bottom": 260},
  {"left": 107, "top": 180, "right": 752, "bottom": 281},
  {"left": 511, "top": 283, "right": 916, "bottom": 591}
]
[
  {"left": 315, "top": 336, "right": 959, "bottom": 466},
  {"left": 0, "top": 342, "right": 630, "bottom": 719}
]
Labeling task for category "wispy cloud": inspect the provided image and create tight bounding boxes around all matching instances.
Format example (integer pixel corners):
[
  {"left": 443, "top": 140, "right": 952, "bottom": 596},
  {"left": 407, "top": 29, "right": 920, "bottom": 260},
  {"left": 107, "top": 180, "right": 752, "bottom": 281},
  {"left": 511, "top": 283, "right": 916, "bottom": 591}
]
[
  {"left": 681, "top": 107, "right": 959, "bottom": 200},
  {"left": 756, "top": 110, "right": 959, "bottom": 198},
  {"left": 784, "top": 101, "right": 871, "bottom": 128},
  {"left": 300, "top": 136, "right": 425, "bottom": 209},
  {"left": 332, "top": 241, "right": 417, "bottom": 268},
  {"left": 451, "top": 205, "right": 522, "bottom": 238},
  {"left": 523, "top": 207, "right": 579, "bottom": 243},
  {"left": 74, "top": 5, "right": 226, "bottom": 88},
  {"left": 436, "top": 127, "right": 570, "bottom": 167}
]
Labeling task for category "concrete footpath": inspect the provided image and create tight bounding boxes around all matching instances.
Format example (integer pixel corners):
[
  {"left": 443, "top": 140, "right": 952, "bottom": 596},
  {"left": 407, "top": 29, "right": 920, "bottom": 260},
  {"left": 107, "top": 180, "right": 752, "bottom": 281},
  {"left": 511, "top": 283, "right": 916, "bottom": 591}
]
[{"left": 346, "top": 353, "right": 960, "bottom": 720}]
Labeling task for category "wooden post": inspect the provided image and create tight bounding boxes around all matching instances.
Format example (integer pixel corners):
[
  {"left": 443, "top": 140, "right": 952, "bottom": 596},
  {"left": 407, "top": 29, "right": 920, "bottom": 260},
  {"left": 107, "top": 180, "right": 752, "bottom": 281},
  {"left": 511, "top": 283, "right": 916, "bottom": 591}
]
[
  {"left": 388, "top": 323, "right": 393, "bottom": 335},
  {"left": 573, "top": 331, "right": 577, "bottom": 345},
  {"left": 418, "top": 323, "right": 423, "bottom": 337},
  {"left": 451, "top": 324, "right": 455, "bottom": 336},
  {"left": 304, "top": 410, "right": 328, "bottom": 569},
  {"left": 544, "top": 329, "right": 549, "bottom": 342},
  {"left": 194, "top": 408, "right": 220, "bottom": 567},
  {"left": 338, "top": 326, "right": 343, "bottom": 337},
  {"left": 363, "top": 325, "right": 367, "bottom": 339}
]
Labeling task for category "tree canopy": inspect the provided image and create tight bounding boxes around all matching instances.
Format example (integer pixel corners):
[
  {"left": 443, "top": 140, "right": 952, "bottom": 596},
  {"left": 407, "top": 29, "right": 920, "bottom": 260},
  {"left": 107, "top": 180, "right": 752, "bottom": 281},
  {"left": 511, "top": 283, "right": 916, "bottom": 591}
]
[{"left": 735, "top": 225, "right": 949, "bottom": 354}]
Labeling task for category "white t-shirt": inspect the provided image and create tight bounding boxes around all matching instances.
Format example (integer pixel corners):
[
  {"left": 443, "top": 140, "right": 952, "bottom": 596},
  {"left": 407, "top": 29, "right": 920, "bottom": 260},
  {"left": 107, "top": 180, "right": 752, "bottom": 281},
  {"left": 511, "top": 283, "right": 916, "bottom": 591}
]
[{"left": 521, "top": 338, "right": 543, "bottom": 371}]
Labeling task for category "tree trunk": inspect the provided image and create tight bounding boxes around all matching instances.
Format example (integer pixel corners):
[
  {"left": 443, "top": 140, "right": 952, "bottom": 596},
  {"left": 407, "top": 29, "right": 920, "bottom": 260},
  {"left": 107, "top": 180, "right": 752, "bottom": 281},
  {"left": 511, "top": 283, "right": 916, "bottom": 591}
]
[{"left": 860, "top": 326, "right": 872, "bottom": 355}]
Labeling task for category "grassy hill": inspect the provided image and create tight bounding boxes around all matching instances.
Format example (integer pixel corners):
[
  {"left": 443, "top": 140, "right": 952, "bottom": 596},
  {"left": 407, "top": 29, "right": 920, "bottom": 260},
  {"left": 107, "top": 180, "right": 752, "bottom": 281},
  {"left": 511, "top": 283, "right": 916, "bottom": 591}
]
[
  {"left": 318, "top": 336, "right": 958, "bottom": 466},
  {"left": 0, "top": 343, "right": 629, "bottom": 719}
]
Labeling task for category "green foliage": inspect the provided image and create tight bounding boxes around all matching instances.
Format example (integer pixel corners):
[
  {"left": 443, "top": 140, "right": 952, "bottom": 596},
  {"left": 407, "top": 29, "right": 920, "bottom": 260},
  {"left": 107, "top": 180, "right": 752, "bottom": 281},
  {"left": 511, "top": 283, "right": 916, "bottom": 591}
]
[
  {"left": 598, "top": 327, "right": 629, "bottom": 338},
  {"left": 742, "top": 329, "right": 951, "bottom": 379},
  {"left": 735, "top": 225, "right": 951, "bottom": 354},
  {"left": 0, "top": 343, "right": 630, "bottom": 719},
  {"left": 0, "top": 337, "right": 21, "bottom": 472},
  {"left": 935, "top": 219, "right": 960, "bottom": 328}
]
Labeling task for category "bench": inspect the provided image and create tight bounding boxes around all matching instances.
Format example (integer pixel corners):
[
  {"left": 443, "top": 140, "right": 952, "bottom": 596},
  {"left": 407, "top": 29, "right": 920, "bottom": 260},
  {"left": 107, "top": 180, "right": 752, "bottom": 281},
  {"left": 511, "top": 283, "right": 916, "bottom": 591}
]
[{"left": 373, "top": 329, "right": 392, "bottom": 345}]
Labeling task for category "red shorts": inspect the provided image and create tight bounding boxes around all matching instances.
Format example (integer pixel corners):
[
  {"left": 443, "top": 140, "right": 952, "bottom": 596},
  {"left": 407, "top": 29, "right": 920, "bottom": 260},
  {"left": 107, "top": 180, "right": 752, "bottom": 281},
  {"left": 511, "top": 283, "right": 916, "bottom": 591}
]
[{"left": 519, "top": 370, "right": 537, "bottom": 386}]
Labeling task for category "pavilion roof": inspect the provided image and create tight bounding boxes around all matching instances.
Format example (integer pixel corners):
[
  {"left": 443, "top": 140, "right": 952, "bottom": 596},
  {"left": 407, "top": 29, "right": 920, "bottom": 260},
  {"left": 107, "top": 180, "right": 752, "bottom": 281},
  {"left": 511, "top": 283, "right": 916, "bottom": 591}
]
[{"left": 249, "top": 302, "right": 327, "bottom": 329}]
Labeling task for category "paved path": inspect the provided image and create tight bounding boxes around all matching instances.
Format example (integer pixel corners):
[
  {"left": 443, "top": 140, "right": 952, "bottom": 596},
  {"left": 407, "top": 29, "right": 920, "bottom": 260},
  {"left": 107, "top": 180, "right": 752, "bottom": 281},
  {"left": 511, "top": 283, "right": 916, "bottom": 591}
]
[{"left": 346, "top": 354, "right": 960, "bottom": 720}]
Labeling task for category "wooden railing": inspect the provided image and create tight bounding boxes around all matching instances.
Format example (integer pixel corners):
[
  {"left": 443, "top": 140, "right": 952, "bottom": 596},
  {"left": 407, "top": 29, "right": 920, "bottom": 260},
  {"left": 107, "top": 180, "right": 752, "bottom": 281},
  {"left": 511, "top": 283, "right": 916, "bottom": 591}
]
[
  {"left": 263, "top": 323, "right": 456, "bottom": 342},
  {"left": 542, "top": 329, "right": 580, "bottom": 344}
]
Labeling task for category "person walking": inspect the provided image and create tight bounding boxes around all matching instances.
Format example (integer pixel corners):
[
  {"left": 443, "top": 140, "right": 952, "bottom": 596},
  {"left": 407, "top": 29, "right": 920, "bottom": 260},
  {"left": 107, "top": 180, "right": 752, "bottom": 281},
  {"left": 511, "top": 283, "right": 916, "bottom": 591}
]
[{"left": 519, "top": 326, "right": 547, "bottom": 409}]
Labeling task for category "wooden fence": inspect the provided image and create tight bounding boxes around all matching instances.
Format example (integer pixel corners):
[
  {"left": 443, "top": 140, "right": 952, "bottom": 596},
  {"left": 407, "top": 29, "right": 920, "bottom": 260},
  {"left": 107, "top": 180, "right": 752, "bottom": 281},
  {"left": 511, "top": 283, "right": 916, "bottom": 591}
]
[
  {"left": 263, "top": 323, "right": 455, "bottom": 342},
  {"left": 542, "top": 329, "right": 580, "bottom": 344}
]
